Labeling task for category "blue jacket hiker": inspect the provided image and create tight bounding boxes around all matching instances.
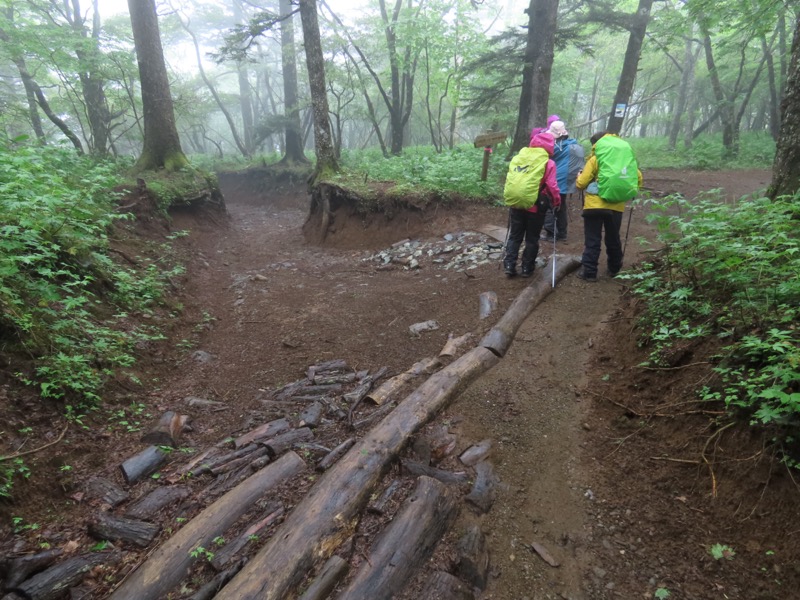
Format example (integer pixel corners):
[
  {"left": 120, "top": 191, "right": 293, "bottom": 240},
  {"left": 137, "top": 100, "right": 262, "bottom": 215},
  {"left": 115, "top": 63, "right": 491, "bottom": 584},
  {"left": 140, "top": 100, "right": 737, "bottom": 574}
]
[{"left": 542, "top": 120, "right": 584, "bottom": 242}]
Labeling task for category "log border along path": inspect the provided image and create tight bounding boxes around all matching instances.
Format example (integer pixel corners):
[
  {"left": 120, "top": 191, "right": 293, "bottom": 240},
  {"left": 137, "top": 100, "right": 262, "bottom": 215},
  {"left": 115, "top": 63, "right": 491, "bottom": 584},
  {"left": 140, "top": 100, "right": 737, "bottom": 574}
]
[{"left": 212, "top": 256, "right": 581, "bottom": 600}]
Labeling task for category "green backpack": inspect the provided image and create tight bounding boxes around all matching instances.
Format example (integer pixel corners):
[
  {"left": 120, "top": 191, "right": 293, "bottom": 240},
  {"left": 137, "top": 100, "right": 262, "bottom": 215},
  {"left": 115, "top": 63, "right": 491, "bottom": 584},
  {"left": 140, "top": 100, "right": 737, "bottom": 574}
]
[
  {"left": 503, "top": 147, "right": 549, "bottom": 210},
  {"left": 594, "top": 135, "right": 639, "bottom": 202}
]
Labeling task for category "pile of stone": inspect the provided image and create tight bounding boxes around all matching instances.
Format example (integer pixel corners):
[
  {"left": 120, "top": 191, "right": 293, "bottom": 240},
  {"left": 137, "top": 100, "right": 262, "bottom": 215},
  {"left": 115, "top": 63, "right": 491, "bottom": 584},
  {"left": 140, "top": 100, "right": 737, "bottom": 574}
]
[{"left": 364, "top": 232, "right": 505, "bottom": 272}]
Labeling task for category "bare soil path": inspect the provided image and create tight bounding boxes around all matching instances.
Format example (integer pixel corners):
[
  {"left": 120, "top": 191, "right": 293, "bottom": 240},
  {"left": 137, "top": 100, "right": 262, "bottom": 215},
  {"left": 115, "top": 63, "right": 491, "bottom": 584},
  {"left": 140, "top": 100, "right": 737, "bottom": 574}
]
[{"left": 4, "top": 167, "right": 798, "bottom": 600}]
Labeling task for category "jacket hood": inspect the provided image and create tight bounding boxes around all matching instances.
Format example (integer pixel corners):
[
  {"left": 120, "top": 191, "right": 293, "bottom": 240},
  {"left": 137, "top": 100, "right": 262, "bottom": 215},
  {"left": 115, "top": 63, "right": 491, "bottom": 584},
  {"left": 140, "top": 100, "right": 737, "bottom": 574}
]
[{"left": 530, "top": 132, "right": 555, "bottom": 156}]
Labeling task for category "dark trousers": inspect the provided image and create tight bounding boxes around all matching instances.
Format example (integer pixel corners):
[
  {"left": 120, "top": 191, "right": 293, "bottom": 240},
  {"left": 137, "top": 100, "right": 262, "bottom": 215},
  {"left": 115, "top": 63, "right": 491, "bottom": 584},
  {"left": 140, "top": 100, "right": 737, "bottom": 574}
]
[
  {"left": 543, "top": 193, "right": 568, "bottom": 239},
  {"left": 504, "top": 207, "right": 546, "bottom": 271},
  {"left": 581, "top": 209, "right": 623, "bottom": 277}
]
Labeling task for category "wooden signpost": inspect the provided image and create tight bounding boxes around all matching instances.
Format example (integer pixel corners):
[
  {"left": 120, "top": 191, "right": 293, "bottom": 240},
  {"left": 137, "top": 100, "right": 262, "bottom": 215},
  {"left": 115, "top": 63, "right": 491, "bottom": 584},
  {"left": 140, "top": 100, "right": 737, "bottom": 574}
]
[{"left": 473, "top": 131, "right": 507, "bottom": 181}]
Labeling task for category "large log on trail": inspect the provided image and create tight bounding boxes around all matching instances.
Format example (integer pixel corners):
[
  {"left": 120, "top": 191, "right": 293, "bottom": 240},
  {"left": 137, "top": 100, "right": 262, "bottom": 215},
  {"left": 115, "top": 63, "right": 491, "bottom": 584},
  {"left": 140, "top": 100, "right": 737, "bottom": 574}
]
[
  {"left": 480, "top": 255, "right": 580, "bottom": 356},
  {"left": 125, "top": 485, "right": 192, "bottom": 520},
  {"left": 418, "top": 571, "right": 475, "bottom": 600},
  {"left": 88, "top": 512, "right": 161, "bottom": 547},
  {"left": 233, "top": 417, "right": 291, "bottom": 449},
  {"left": 297, "top": 555, "right": 348, "bottom": 600},
  {"left": 140, "top": 411, "right": 189, "bottom": 447},
  {"left": 366, "top": 357, "right": 441, "bottom": 405},
  {"left": 1, "top": 549, "right": 63, "bottom": 589},
  {"left": 119, "top": 446, "right": 168, "bottom": 484},
  {"left": 214, "top": 346, "right": 499, "bottom": 600},
  {"left": 337, "top": 476, "right": 458, "bottom": 600},
  {"left": 108, "top": 451, "right": 305, "bottom": 600},
  {"left": 10, "top": 553, "right": 110, "bottom": 600}
]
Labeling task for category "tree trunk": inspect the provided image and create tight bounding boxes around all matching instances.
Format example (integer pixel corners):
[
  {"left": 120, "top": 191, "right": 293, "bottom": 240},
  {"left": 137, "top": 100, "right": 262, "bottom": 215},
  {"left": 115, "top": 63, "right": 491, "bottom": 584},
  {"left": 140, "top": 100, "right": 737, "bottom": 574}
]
[
  {"left": 298, "top": 0, "right": 338, "bottom": 176},
  {"left": 668, "top": 35, "right": 698, "bottom": 150},
  {"left": 510, "top": 0, "right": 559, "bottom": 154},
  {"left": 769, "top": 12, "right": 800, "bottom": 199},
  {"left": 701, "top": 29, "right": 737, "bottom": 157},
  {"left": 762, "top": 33, "right": 781, "bottom": 140},
  {"left": 280, "top": 0, "right": 309, "bottom": 163},
  {"left": 606, "top": 0, "right": 654, "bottom": 134},
  {"left": 127, "top": 0, "right": 188, "bottom": 172},
  {"left": 233, "top": 0, "right": 255, "bottom": 153}
]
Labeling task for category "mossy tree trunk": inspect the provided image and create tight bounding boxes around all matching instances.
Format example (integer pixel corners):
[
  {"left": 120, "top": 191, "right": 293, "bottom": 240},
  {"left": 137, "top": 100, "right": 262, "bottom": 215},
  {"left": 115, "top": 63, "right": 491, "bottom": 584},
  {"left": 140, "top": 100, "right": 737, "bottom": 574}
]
[
  {"left": 770, "top": 12, "right": 800, "bottom": 199},
  {"left": 127, "top": 0, "right": 188, "bottom": 173}
]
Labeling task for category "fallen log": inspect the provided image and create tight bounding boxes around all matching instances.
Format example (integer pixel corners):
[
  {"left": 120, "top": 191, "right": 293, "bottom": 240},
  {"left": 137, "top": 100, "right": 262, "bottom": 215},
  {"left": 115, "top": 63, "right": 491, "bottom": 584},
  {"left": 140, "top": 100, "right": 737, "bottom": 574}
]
[
  {"left": 401, "top": 459, "right": 469, "bottom": 486},
  {"left": 198, "top": 444, "right": 262, "bottom": 475},
  {"left": 1, "top": 549, "right": 63, "bottom": 589},
  {"left": 439, "top": 333, "right": 473, "bottom": 359},
  {"left": 478, "top": 291, "right": 498, "bottom": 320},
  {"left": 210, "top": 503, "right": 284, "bottom": 570},
  {"left": 465, "top": 461, "right": 498, "bottom": 515},
  {"left": 211, "top": 447, "right": 270, "bottom": 476},
  {"left": 125, "top": 485, "right": 192, "bottom": 521},
  {"left": 85, "top": 477, "right": 129, "bottom": 508},
  {"left": 108, "top": 451, "right": 306, "bottom": 600},
  {"left": 297, "top": 555, "right": 348, "bottom": 600},
  {"left": 366, "top": 357, "right": 441, "bottom": 405},
  {"left": 10, "top": 553, "right": 111, "bottom": 600},
  {"left": 315, "top": 438, "right": 355, "bottom": 473},
  {"left": 189, "top": 559, "right": 246, "bottom": 600},
  {"left": 297, "top": 402, "right": 325, "bottom": 429},
  {"left": 233, "top": 418, "right": 291, "bottom": 449},
  {"left": 312, "top": 373, "right": 357, "bottom": 385},
  {"left": 166, "top": 447, "right": 220, "bottom": 484},
  {"left": 345, "top": 367, "right": 389, "bottom": 425},
  {"left": 214, "top": 346, "right": 499, "bottom": 600},
  {"left": 456, "top": 524, "right": 490, "bottom": 589},
  {"left": 418, "top": 571, "right": 475, "bottom": 600},
  {"left": 263, "top": 427, "right": 313, "bottom": 457},
  {"left": 140, "top": 411, "right": 189, "bottom": 447},
  {"left": 459, "top": 439, "right": 492, "bottom": 467},
  {"left": 273, "top": 378, "right": 309, "bottom": 401},
  {"left": 337, "top": 476, "right": 458, "bottom": 600},
  {"left": 306, "top": 359, "right": 348, "bottom": 381},
  {"left": 480, "top": 255, "right": 581, "bottom": 356},
  {"left": 88, "top": 512, "right": 161, "bottom": 548},
  {"left": 119, "top": 446, "right": 168, "bottom": 484},
  {"left": 367, "top": 479, "right": 402, "bottom": 515}
]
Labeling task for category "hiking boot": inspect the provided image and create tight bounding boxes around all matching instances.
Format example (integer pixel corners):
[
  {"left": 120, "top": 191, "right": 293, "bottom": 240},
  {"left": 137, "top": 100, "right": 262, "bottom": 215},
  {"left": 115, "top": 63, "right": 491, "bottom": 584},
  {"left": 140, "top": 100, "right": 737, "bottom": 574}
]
[
  {"left": 606, "top": 268, "right": 620, "bottom": 278},
  {"left": 503, "top": 261, "right": 517, "bottom": 277},
  {"left": 576, "top": 268, "right": 598, "bottom": 283},
  {"left": 520, "top": 265, "right": 534, "bottom": 278},
  {"left": 556, "top": 235, "right": 567, "bottom": 242},
  {"left": 540, "top": 230, "right": 554, "bottom": 241}
]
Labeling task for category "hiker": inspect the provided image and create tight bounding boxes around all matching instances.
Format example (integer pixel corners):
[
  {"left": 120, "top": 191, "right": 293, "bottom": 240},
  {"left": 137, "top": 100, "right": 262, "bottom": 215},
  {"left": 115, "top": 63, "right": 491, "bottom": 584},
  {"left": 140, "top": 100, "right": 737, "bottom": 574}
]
[
  {"left": 575, "top": 131, "right": 642, "bottom": 282},
  {"left": 528, "top": 114, "right": 561, "bottom": 146},
  {"left": 502, "top": 131, "right": 561, "bottom": 278},
  {"left": 541, "top": 120, "right": 585, "bottom": 242}
]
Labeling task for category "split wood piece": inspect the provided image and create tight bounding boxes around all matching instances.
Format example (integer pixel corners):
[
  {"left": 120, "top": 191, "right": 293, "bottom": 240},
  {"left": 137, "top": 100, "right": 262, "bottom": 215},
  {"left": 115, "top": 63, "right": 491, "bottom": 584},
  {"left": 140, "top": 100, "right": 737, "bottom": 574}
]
[
  {"left": 296, "top": 555, "right": 348, "bottom": 600},
  {"left": 528, "top": 541, "right": 560, "bottom": 568},
  {"left": 418, "top": 571, "right": 475, "bottom": 600},
  {"left": 367, "top": 479, "right": 402, "bottom": 515},
  {"left": 366, "top": 357, "right": 441, "bottom": 406},
  {"left": 352, "top": 401, "right": 396, "bottom": 430},
  {"left": 250, "top": 455, "right": 271, "bottom": 471},
  {"left": 125, "top": 485, "right": 192, "bottom": 521},
  {"left": 478, "top": 291, "right": 499, "bottom": 320},
  {"left": 290, "top": 395, "right": 334, "bottom": 403},
  {"left": 337, "top": 476, "right": 458, "bottom": 600},
  {"left": 140, "top": 411, "right": 189, "bottom": 447},
  {"left": 85, "top": 477, "right": 129, "bottom": 508},
  {"left": 214, "top": 346, "right": 499, "bottom": 600},
  {"left": 306, "top": 359, "right": 348, "bottom": 381},
  {"left": 312, "top": 372, "right": 357, "bottom": 385},
  {"left": 203, "top": 465, "right": 254, "bottom": 500},
  {"left": 439, "top": 333, "right": 473, "bottom": 359},
  {"left": 88, "top": 512, "right": 161, "bottom": 548},
  {"left": 108, "top": 451, "right": 306, "bottom": 600},
  {"left": 197, "top": 444, "right": 262, "bottom": 476},
  {"left": 189, "top": 559, "right": 246, "bottom": 600},
  {"left": 9, "top": 552, "right": 111, "bottom": 600},
  {"left": 272, "top": 378, "right": 309, "bottom": 401},
  {"left": 234, "top": 417, "right": 291, "bottom": 449},
  {"left": 297, "top": 402, "right": 325, "bottom": 429},
  {"left": 456, "top": 525, "right": 490, "bottom": 590},
  {"left": 480, "top": 255, "right": 581, "bottom": 357},
  {"left": 465, "top": 461, "right": 498, "bottom": 515},
  {"left": 210, "top": 503, "right": 284, "bottom": 570},
  {"left": 315, "top": 438, "right": 355, "bottom": 472},
  {"left": 401, "top": 459, "right": 469, "bottom": 486},
  {"left": 166, "top": 447, "right": 221, "bottom": 484},
  {"left": 345, "top": 367, "right": 390, "bottom": 424},
  {"left": 276, "top": 383, "right": 343, "bottom": 402},
  {"left": 119, "top": 446, "right": 168, "bottom": 485},
  {"left": 0, "top": 549, "right": 63, "bottom": 589},
  {"left": 415, "top": 425, "right": 457, "bottom": 464},
  {"left": 211, "top": 447, "right": 270, "bottom": 476},
  {"left": 262, "top": 427, "right": 313, "bottom": 457},
  {"left": 459, "top": 439, "right": 492, "bottom": 467}
]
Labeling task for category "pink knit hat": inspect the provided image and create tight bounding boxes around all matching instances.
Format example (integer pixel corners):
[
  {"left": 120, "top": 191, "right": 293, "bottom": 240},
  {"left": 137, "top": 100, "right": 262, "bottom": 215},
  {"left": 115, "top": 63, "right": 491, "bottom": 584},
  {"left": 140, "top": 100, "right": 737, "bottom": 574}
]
[{"left": 547, "top": 114, "right": 561, "bottom": 128}]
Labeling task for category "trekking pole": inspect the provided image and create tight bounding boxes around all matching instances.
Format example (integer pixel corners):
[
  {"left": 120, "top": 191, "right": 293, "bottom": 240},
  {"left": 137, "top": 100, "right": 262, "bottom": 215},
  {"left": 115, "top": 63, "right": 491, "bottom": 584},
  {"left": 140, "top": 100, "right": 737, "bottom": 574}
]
[
  {"left": 501, "top": 211, "right": 511, "bottom": 270},
  {"left": 622, "top": 204, "right": 634, "bottom": 258},
  {"left": 551, "top": 216, "right": 557, "bottom": 288}
]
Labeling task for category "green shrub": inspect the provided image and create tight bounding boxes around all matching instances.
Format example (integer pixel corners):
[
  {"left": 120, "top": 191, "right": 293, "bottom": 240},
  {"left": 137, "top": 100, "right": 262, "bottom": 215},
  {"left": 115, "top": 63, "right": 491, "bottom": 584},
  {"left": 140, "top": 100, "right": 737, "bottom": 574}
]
[{"left": 627, "top": 190, "right": 800, "bottom": 435}]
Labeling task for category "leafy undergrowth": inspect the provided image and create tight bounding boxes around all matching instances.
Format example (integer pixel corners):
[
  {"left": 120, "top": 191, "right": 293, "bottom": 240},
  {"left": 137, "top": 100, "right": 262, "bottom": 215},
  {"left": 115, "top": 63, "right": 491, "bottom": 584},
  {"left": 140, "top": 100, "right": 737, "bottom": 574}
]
[{"left": 624, "top": 189, "right": 800, "bottom": 454}]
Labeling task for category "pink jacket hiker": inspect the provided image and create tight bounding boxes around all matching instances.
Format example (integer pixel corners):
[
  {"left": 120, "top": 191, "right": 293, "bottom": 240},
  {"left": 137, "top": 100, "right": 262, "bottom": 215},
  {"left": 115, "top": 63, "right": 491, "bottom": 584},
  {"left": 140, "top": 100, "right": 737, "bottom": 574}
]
[{"left": 528, "top": 132, "right": 561, "bottom": 213}]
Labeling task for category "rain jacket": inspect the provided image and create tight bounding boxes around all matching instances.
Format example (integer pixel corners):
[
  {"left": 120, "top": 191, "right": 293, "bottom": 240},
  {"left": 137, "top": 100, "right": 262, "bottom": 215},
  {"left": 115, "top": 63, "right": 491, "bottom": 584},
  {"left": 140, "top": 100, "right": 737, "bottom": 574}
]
[
  {"left": 527, "top": 132, "right": 561, "bottom": 213},
  {"left": 552, "top": 137, "right": 583, "bottom": 195},
  {"left": 576, "top": 134, "right": 642, "bottom": 212}
]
